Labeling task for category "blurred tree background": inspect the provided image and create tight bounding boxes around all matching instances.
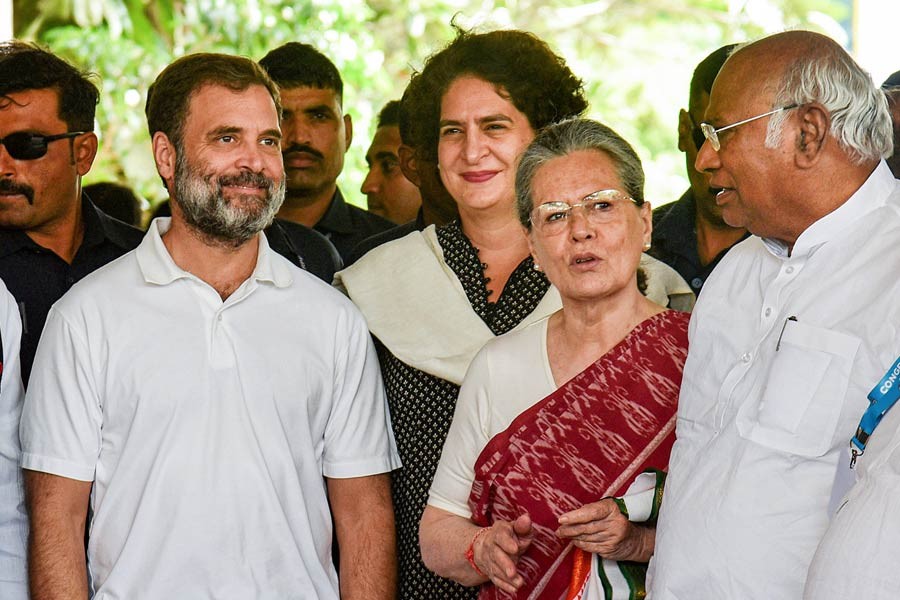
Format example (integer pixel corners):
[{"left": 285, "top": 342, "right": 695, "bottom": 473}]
[{"left": 12, "top": 0, "right": 847, "bottom": 214}]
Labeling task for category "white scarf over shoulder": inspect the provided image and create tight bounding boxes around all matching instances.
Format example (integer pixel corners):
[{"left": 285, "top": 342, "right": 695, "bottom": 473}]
[{"left": 334, "top": 225, "right": 693, "bottom": 385}]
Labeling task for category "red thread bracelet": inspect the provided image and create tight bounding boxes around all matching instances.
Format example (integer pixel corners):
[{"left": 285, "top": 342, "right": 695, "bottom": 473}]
[{"left": 465, "top": 527, "right": 490, "bottom": 577}]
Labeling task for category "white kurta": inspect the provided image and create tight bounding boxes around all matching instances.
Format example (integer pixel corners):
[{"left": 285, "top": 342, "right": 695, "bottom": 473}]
[
  {"left": 803, "top": 364, "right": 900, "bottom": 597},
  {"left": 649, "top": 162, "right": 900, "bottom": 599},
  {"left": 20, "top": 219, "right": 401, "bottom": 599},
  {"left": 0, "top": 278, "right": 26, "bottom": 600}
]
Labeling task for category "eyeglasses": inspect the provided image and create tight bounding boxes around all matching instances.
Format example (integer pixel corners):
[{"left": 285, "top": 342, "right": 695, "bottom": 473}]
[
  {"left": 700, "top": 104, "right": 798, "bottom": 151},
  {"left": 530, "top": 189, "right": 640, "bottom": 235},
  {"left": 0, "top": 131, "right": 87, "bottom": 160}
]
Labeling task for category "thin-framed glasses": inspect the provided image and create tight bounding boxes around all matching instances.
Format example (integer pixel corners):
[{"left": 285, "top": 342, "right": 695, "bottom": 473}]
[
  {"left": 530, "top": 189, "right": 640, "bottom": 236},
  {"left": 0, "top": 131, "right": 87, "bottom": 160},
  {"left": 700, "top": 104, "right": 798, "bottom": 151}
]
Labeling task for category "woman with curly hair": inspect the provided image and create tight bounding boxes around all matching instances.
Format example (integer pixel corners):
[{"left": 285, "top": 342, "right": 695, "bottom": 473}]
[{"left": 335, "top": 29, "right": 691, "bottom": 599}]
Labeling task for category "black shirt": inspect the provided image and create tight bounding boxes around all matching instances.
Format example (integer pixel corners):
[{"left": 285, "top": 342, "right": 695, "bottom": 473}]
[
  {"left": 265, "top": 218, "right": 342, "bottom": 282},
  {"left": 380, "top": 220, "right": 549, "bottom": 599},
  {"left": 345, "top": 208, "right": 426, "bottom": 265},
  {"left": 649, "top": 189, "right": 747, "bottom": 294},
  {"left": 0, "top": 195, "right": 144, "bottom": 384},
  {"left": 313, "top": 188, "right": 394, "bottom": 262}
]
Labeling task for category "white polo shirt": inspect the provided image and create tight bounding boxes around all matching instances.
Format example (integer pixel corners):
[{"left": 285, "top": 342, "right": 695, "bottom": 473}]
[
  {"left": 648, "top": 162, "right": 900, "bottom": 599},
  {"left": 20, "top": 218, "right": 401, "bottom": 599}
]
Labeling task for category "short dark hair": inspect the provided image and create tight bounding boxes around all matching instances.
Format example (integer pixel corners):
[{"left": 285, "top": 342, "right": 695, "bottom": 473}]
[
  {"left": 689, "top": 44, "right": 738, "bottom": 108},
  {"left": 145, "top": 53, "right": 280, "bottom": 150},
  {"left": 403, "top": 28, "right": 588, "bottom": 162},
  {"left": 84, "top": 182, "right": 143, "bottom": 227},
  {"left": 376, "top": 100, "right": 401, "bottom": 129},
  {"left": 883, "top": 70, "right": 900, "bottom": 89},
  {"left": 258, "top": 42, "right": 343, "bottom": 103},
  {"left": 0, "top": 40, "right": 99, "bottom": 131}
]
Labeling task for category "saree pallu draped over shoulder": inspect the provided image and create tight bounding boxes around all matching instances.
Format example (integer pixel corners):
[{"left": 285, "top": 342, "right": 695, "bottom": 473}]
[{"left": 467, "top": 310, "right": 690, "bottom": 600}]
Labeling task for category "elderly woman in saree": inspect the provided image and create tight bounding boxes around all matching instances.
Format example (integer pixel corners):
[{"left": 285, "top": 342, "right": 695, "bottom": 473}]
[
  {"left": 335, "top": 29, "right": 691, "bottom": 598},
  {"left": 420, "top": 118, "right": 690, "bottom": 600}
]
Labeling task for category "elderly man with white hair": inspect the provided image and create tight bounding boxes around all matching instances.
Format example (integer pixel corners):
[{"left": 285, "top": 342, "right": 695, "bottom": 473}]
[{"left": 648, "top": 30, "right": 899, "bottom": 600}]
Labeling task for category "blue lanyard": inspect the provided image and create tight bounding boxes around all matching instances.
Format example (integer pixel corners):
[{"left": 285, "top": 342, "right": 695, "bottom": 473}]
[{"left": 850, "top": 355, "right": 900, "bottom": 468}]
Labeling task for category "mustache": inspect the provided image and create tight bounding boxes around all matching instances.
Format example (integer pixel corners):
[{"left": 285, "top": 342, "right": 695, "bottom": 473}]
[
  {"left": 217, "top": 170, "right": 275, "bottom": 190},
  {"left": 282, "top": 143, "right": 324, "bottom": 160},
  {"left": 0, "top": 178, "right": 35, "bottom": 205}
]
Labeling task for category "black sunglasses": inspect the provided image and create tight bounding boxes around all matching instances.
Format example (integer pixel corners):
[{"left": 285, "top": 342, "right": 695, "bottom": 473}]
[{"left": 0, "top": 131, "right": 86, "bottom": 160}]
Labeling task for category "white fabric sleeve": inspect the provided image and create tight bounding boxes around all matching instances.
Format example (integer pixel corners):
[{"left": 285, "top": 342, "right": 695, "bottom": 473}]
[
  {"left": 0, "top": 280, "right": 27, "bottom": 599},
  {"left": 322, "top": 304, "right": 401, "bottom": 478},
  {"left": 619, "top": 471, "right": 660, "bottom": 523},
  {"left": 427, "top": 345, "right": 494, "bottom": 519},
  {"left": 20, "top": 306, "right": 102, "bottom": 482}
]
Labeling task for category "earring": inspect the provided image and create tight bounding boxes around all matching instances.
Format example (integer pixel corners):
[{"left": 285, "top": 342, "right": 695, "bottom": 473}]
[
  {"left": 643, "top": 242, "right": 652, "bottom": 251},
  {"left": 533, "top": 262, "right": 542, "bottom": 271}
]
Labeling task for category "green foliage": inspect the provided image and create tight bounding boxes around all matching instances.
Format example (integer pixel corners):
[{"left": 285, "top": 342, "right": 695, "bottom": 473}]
[{"left": 14, "top": 0, "right": 844, "bottom": 210}]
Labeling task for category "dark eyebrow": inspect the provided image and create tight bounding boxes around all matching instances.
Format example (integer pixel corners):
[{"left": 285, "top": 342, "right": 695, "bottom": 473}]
[
  {"left": 209, "top": 126, "right": 242, "bottom": 137},
  {"left": 478, "top": 114, "right": 513, "bottom": 125},
  {"left": 365, "top": 150, "right": 397, "bottom": 167},
  {"left": 261, "top": 128, "right": 282, "bottom": 140},
  {"left": 207, "top": 126, "right": 281, "bottom": 141},
  {"left": 439, "top": 114, "right": 514, "bottom": 128},
  {"left": 374, "top": 150, "right": 398, "bottom": 161},
  {"left": 303, "top": 104, "right": 337, "bottom": 117}
]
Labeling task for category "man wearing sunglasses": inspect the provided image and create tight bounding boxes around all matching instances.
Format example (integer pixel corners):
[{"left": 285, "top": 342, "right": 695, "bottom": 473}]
[
  {"left": 0, "top": 42, "right": 142, "bottom": 600},
  {"left": 0, "top": 42, "right": 143, "bottom": 386},
  {"left": 649, "top": 43, "right": 747, "bottom": 296},
  {"left": 649, "top": 32, "right": 900, "bottom": 599}
]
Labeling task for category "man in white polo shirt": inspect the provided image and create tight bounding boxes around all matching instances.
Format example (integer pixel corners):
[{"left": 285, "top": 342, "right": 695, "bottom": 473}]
[{"left": 19, "top": 53, "right": 400, "bottom": 599}]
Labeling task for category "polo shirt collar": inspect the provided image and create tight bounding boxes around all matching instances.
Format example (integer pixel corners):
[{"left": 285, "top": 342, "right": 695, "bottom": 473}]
[
  {"left": 0, "top": 192, "right": 111, "bottom": 258},
  {"left": 763, "top": 161, "right": 896, "bottom": 259},
  {"left": 315, "top": 188, "right": 356, "bottom": 234},
  {"left": 138, "top": 217, "right": 293, "bottom": 288}
]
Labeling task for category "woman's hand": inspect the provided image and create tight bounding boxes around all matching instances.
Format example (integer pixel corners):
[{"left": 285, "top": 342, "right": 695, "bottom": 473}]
[
  {"left": 420, "top": 505, "right": 534, "bottom": 589},
  {"left": 556, "top": 498, "right": 654, "bottom": 562},
  {"left": 473, "top": 514, "right": 535, "bottom": 594}
]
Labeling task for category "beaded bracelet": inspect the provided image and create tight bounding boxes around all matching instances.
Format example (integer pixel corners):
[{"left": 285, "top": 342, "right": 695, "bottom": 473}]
[{"left": 465, "top": 527, "right": 490, "bottom": 577}]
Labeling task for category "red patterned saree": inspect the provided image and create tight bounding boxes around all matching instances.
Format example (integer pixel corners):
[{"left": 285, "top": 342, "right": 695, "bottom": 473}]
[{"left": 467, "top": 310, "right": 690, "bottom": 600}]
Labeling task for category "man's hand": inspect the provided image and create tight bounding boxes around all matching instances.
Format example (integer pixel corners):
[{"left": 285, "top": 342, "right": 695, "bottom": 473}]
[{"left": 556, "top": 498, "right": 654, "bottom": 562}]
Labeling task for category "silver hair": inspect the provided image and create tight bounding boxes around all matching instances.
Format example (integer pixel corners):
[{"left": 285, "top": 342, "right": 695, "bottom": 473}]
[
  {"left": 515, "top": 118, "right": 644, "bottom": 228},
  {"left": 765, "top": 43, "right": 893, "bottom": 163}
]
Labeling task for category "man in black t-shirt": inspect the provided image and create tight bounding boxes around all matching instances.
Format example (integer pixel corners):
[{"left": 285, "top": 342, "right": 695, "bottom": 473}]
[{"left": 0, "top": 42, "right": 144, "bottom": 385}]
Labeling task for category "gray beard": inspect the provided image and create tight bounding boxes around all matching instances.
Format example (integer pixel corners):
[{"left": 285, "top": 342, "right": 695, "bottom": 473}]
[{"left": 173, "top": 150, "right": 285, "bottom": 248}]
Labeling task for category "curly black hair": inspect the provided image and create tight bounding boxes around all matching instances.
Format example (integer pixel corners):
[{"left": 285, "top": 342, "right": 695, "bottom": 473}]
[{"left": 403, "top": 28, "right": 588, "bottom": 162}]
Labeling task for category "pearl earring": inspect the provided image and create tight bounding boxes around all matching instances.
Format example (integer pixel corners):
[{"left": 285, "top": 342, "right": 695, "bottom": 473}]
[
  {"left": 533, "top": 262, "right": 542, "bottom": 271},
  {"left": 643, "top": 242, "right": 652, "bottom": 251}
]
